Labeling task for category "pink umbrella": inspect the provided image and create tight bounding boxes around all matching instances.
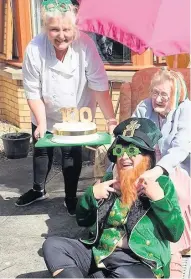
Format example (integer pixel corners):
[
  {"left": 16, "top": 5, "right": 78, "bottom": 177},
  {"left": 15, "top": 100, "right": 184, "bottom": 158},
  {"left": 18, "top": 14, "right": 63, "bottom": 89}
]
[{"left": 77, "top": 0, "right": 190, "bottom": 56}]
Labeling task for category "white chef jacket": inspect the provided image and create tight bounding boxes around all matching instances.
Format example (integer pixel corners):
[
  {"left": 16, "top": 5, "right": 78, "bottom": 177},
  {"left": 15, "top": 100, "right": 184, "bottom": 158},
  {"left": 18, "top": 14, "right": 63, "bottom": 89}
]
[{"left": 22, "top": 31, "right": 109, "bottom": 131}]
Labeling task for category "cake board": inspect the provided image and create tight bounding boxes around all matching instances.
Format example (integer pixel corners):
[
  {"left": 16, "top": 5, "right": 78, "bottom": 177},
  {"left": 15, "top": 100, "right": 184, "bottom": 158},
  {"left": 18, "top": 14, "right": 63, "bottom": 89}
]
[{"left": 35, "top": 132, "right": 112, "bottom": 148}]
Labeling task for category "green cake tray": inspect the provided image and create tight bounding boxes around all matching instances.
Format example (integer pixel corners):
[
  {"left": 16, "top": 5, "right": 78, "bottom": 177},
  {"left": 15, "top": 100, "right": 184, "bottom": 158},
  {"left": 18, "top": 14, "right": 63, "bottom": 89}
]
[{"left": 35, "top": 132, "right": 112, "bottom": 148}]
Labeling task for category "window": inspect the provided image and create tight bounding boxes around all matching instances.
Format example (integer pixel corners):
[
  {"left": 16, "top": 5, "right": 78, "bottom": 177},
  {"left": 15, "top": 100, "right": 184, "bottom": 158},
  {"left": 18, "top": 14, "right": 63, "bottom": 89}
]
[
  {"left": 0, "top": 0, "right": 13, "bottom": 60},
  {"left": 12, "top": 0, "right": 19, "bottom": 59},
  {"left": 88, "top": 33, "right": 131, "bottom": 65},
  {"left": 31, "top": 0, "right": 43, "bottom": 37},
  {"left": 0, "top": 0, "right": 32, "bottom": 66},
  {"left": 153, "top": 55, "right": 166, "bottom": 65}
]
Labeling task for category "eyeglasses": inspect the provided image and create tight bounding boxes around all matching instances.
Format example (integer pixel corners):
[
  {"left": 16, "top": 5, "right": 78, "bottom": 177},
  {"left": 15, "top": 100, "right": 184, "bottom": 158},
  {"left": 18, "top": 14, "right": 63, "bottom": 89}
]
[
  {"left": 113, "top": 144, "right": 141, "bottom": 158},
  {"left": 151, "top": 89, "right": 169, "bottom": 102},
  {"left": 42, "top": 0, "right": 72, "bottom": 12}
]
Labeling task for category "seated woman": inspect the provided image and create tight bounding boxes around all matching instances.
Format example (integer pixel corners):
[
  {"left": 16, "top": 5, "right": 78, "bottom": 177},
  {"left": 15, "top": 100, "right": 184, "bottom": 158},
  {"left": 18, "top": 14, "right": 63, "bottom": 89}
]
[
  {"left": 43, "top": 118, "right": 184, "bottom": 278},
  {"left": 132, "top": 69, "right": 191, "bottom": 277}
]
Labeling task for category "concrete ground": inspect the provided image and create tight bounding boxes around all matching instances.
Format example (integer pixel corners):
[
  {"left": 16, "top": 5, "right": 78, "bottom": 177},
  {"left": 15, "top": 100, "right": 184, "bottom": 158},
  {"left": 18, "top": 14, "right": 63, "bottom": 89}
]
[
  {"left": 0, "top": 154, "right": 95, "bottom": 278},
  {"left": 0, "top": 153, "right": 190, "bottom": 279}
]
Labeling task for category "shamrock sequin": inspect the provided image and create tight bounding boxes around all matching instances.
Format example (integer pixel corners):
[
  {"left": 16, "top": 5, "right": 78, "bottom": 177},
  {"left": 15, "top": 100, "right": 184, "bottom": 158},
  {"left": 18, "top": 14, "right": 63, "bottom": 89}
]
[{"left": 93, "top": 198, "right": 129, "bottom": 267}]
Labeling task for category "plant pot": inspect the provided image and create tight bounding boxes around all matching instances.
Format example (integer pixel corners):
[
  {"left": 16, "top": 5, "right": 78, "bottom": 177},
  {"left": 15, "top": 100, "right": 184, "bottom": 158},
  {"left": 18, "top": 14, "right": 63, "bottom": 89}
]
[{"left": 1, "top": 132, "right": 31, "bottom": 159}]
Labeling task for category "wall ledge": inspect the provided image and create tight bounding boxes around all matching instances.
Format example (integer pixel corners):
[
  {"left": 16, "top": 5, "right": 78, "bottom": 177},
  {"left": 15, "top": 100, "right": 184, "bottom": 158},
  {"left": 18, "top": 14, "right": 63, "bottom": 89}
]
[
  {"left": 0, "top": 63, "right": 22, "bottom": 80},
  {"left": 107, "top": 71, "right": 135, "bottom": 82},
  {"left": 0, "top": 63, "right": 136, "bottom": 82}
]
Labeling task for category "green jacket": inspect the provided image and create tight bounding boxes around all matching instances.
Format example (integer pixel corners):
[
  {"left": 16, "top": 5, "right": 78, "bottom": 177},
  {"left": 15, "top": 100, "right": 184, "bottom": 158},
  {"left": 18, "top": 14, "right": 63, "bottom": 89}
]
[{"left": 76, "top": 173, "right": 184, "bottom": 278}]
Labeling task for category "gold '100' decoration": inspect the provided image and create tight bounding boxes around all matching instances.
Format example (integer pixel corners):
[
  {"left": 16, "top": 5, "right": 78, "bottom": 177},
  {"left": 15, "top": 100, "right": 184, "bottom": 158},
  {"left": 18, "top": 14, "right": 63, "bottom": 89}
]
[{"left": 60, "top": 107, "right": 93, "bottom": 122}]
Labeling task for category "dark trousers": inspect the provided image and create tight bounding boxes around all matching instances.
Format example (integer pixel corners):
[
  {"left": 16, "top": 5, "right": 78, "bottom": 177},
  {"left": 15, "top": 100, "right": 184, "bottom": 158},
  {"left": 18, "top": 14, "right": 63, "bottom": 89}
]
[
  {"left": 32, "top": 124, "right": 82, "bottom": 198},
  {"left": 43, "top": 237, "right": 155, "bottom": 278}
]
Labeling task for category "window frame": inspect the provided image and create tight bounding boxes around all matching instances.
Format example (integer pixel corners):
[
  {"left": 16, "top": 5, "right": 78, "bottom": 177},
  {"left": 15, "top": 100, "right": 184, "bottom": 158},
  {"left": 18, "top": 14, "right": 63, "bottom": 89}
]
[
  {"left": 90, "top": 33, "right": 132, "bottom": 66},
  {"left": 0, "top": 0, "right": 5, "bottom": 54},
  {"left": 31, "top": 0, "right": 43, "bottom": 37},
  {"left": 0, "top": 0, "right": 13, "bottom": 60},
  {"left": 0, "top": 0, "right": 32, "bottom": 67}
]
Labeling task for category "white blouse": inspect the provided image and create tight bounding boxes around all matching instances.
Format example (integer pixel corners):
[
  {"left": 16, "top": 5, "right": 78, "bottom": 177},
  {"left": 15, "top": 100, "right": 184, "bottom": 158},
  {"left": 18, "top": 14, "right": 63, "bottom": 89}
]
[{"left": 22, "top": 31, "right": 109, "bottom": 131}]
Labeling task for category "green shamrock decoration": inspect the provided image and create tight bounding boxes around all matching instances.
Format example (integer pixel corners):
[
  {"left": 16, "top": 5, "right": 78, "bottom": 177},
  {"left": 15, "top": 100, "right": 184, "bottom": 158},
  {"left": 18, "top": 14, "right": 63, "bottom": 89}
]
[
  {"left": 113, "top": 144, "right": 123, "bottom": 157},
  {"left": 42, "top": 0, "right": 72, "bottom": 12},
  {"left": 113, "top": 144, "right": 141, "bottom": 158},
  {"left": 126, "top": 144, "right": 141, "bottom": 157}
]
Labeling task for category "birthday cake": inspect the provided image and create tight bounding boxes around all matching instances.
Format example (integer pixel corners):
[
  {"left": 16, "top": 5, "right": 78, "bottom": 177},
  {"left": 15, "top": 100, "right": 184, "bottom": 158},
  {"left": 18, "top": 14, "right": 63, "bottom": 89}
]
[
  {"left": 52, "top": 121, "right": 99, "bottom": 144},
  {"left": 51, "top": 107, "right": 99, "bottom": 144}
]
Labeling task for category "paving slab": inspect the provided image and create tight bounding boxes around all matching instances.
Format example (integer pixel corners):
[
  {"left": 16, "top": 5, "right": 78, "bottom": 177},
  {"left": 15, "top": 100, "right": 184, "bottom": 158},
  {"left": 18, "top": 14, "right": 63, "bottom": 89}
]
[
  {"left": 0, "top": 237, "right": 47, "bottom": 278},
  {"left": 0, "top": 155, "right": 93, "bottom": 278}
]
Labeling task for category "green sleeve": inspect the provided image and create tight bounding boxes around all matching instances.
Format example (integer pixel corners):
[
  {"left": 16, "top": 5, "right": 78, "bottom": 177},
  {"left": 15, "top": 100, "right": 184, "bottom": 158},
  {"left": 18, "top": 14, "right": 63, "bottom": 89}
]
[
  {"left": 150, "top": 175, "right": 184, "bottom": 242},
  {"left": 76, "top": 172, "right": 113, "bottom": 227}
]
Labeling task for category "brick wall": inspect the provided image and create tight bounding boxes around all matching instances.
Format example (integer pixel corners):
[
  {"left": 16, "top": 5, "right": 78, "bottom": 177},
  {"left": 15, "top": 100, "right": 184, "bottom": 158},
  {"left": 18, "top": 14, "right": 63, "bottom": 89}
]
[
  {"left": 0, "top": 76, "right": 31, "bottom": 130},
  {"left": 0, "top": 76, "right": 121, "bottom": 131}
]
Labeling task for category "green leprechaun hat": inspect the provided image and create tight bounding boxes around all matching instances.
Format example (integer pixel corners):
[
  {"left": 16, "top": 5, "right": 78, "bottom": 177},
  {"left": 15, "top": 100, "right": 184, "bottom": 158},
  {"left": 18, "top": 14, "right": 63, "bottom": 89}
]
[{"left": 108, "top": 117, "right": 162, "bottom": 163}]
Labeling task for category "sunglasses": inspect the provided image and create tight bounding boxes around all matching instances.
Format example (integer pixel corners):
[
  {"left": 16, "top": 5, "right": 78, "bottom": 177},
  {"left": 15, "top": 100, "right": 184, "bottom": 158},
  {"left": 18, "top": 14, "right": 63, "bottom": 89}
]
[{"left": 113, "top": 144, "right": 141, "bottom": 158}]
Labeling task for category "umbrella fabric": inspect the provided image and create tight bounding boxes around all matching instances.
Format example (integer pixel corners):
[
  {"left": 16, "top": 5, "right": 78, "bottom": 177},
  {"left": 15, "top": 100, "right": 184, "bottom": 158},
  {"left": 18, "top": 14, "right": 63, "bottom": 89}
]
[{"left": 77, "top": 0, "right": 190, "bottom": 56}]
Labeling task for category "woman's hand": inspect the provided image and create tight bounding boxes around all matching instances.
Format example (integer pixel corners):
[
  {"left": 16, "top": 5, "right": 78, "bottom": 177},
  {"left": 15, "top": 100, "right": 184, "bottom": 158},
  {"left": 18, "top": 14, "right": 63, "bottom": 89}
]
[
  {"left": 138, "top": 166, "right": 164, "bottom": 181},
  {"left": 94, "top": 90, "right": 117, "bottom": 135},
  {"left": 34, "top": 124, "right": 46, "bottom": 140},
  {"left": 106, "top": 118, "right": 118, "bottom": 135},
  {"left": 136, "top": 177, "right": 164, "bottom": 201},
  {"left": 27, "top": 99, "right": 47, "bottom": 140},
  {"left": 93, "top": 179, "right": 117, "bottom": 199}
]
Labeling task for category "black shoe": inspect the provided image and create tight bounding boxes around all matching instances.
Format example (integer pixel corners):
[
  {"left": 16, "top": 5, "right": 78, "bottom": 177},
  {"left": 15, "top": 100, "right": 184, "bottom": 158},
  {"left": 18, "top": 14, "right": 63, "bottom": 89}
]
[
  {"left": 15, "top": 189, "right": 48, "bottom": 207},
  {"left": 64, "top": 197, "right": 78, "bottom": 216}
]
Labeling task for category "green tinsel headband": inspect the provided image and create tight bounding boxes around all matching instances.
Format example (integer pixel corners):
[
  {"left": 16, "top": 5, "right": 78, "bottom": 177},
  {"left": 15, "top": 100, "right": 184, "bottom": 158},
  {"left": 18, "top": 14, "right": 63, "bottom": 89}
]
[{"left": 42, "top": 0, "right": 72, "bottom": 12}]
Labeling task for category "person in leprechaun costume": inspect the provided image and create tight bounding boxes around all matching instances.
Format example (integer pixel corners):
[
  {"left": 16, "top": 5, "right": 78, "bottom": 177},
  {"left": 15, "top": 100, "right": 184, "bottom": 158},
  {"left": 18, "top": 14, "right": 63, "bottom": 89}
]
[{"left": 43, "top": 118, "right": 184, "bottom": 278}]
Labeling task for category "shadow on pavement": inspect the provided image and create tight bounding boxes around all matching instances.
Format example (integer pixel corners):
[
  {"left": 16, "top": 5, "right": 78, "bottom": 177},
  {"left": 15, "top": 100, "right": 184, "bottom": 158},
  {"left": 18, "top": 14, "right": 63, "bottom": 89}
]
[
  {"left": 0, "top": 152, "right": 93, "bottom": 278},
  {"left": 16, "top": 270, "right": 50, "bottom": 278}
]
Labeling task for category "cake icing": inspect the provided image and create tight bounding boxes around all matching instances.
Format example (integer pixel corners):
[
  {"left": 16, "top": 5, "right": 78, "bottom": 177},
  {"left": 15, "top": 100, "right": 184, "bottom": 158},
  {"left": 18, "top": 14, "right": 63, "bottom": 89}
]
[{"left": 52, "top": 121, "right": 99, "bottom": 144}]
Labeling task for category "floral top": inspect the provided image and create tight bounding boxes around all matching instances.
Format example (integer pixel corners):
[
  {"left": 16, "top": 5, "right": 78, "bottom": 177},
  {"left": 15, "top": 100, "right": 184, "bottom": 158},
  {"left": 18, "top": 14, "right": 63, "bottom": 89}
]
[
  {"left": 93, "top": 198, "right": 129, "bottom": 268},
  {"left": 155, "top": 144, "right": 162, "bottom": 162}
]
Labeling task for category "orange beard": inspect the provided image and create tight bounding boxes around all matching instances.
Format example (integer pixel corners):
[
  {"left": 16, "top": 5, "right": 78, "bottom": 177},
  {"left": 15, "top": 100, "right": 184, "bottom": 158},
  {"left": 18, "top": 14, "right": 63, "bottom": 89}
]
[{"left": 117, "top": 156, "right": 151, "bottom": 207}]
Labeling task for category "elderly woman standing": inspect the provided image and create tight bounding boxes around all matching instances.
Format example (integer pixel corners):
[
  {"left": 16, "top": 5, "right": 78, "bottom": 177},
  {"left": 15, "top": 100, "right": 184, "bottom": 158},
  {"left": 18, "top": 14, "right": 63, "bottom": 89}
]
[
  {"left": 15, "top": 0, "right": 117, "bottom": 216},
  {"left": 132, "top": 69, "right": 191, "bottom": 278}
]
